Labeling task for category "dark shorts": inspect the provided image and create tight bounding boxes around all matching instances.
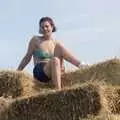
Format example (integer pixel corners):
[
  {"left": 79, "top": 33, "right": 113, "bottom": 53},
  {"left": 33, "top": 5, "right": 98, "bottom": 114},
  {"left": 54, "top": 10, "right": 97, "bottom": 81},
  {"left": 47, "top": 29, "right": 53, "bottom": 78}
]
[{"left": 33, "top": 63, "right": 50, "bottom": 83}]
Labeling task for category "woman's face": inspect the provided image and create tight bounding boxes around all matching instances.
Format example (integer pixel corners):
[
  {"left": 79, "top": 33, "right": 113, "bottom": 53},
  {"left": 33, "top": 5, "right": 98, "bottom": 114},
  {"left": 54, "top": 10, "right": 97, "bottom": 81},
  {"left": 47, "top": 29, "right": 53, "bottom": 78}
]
[{"left": 40, "top": 21, "right": 53, "bottom": 36}]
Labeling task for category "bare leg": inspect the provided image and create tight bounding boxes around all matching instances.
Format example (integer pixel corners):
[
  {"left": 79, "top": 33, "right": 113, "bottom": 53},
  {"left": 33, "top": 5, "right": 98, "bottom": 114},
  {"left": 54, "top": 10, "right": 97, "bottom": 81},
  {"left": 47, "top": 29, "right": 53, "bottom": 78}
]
[
  {"left": 43, "top": 57, "right": 61, "bottom": 90},
  {"left": 51, "top": 57, "right": 61, "bottom": 90},
  {"left": 43, "top": 43, "right": 80, "bottom": 89}
]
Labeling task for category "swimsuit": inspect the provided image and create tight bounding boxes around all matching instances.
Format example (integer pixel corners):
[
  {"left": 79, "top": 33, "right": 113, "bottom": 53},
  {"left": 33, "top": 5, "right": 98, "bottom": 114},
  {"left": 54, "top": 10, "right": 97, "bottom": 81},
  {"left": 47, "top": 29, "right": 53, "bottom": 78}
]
[
  {"left": 33, "top": 49, "right": 53, "bottom": 60},
  {"left": 33, "top": 49, "right": 53, "bottom": 83}
]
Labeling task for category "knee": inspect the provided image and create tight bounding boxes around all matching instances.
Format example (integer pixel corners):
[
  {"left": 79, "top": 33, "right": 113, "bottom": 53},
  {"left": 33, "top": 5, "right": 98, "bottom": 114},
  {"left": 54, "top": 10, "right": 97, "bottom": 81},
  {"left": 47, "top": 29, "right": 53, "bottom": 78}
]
[{"left": 51, "top": 57, "right": 60, "bottom": 66}]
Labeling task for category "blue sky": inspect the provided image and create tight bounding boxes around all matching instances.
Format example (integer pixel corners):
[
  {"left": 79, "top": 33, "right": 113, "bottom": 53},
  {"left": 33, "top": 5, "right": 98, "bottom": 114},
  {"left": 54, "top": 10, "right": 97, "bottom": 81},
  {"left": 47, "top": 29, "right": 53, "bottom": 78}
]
[{"left": 0, "top": 0, "right": 120, "bottom": 73}]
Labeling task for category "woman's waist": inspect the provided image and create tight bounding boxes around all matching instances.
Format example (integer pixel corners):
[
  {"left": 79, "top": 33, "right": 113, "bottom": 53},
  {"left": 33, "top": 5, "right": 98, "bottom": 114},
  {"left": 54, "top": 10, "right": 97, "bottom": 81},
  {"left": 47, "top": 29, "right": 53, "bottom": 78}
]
[
  {"left": 34, "top": 57, "right": 49, "bottom": 63},
  {"left": 34, "top": 59, "right": 65, "bottom": 71},
  {"left": 34, "top": 60, "right": 48, "bottom": 66}
]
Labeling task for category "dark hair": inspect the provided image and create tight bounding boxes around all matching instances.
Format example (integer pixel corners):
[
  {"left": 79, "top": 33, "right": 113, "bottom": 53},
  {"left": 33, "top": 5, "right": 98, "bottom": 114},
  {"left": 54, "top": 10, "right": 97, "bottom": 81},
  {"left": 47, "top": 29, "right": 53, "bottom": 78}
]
[{"left": 39, "top": 17, "right": 56, "bottom": 32}]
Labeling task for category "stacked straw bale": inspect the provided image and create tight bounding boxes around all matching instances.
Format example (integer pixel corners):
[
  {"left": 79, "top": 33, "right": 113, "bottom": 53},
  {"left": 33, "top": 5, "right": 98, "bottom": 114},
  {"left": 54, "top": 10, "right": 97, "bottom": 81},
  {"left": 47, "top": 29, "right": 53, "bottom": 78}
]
[
  {"left": 62, "top": 58, "right": 120, "bottom": 87},
  {"left": 0, "top": 97, "right": 12, "bottom": 120},
  {"left": 5, "top": 82, "right": 101, "bottom": 120},
  {"left": 0, "top": 58, "right": 120, "bottom": 120},
  {"left": 0, "top": 70, "right": 23, "bottom": 98},
  {"left": 103, "top": 85, "right": 120, "bottom": 114},
  {"left": 0, "top": 70, "right": 53, "bottom": 98}
]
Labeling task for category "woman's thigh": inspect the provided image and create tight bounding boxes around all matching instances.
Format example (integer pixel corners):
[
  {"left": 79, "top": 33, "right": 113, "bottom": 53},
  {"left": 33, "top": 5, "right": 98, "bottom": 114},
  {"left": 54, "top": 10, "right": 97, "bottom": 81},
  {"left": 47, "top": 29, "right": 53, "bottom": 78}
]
[
  {"left": 43, "top": 60, "right": 52, "bottom": 78},
  {"left": 43, "top": 57, "right": 62, "bottom": 78}
]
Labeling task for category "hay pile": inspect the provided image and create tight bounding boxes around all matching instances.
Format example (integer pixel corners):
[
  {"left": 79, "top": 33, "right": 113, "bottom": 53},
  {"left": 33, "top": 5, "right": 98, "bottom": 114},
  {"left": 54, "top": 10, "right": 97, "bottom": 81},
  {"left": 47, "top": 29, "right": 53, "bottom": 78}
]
[
  {"left": 4, "top": 82, "right": 102, "bottom": 120},
  {"left": 0, "top": 97, "right": 11, "bottom": 120},
  {"left": 0, "top": 70, "right": 23, "bottom": 98},
  {"left": 62, "top": 58, "right": 120, "bottom": 87},
  {"left": 103, "top": 85, "right": 120, "bottom": 114},
  {"left": 0, "top": 58, "right": 120, "bottom": 120},
  {"left": 0, "top": 70, "right": 53, "bottom": 98}
]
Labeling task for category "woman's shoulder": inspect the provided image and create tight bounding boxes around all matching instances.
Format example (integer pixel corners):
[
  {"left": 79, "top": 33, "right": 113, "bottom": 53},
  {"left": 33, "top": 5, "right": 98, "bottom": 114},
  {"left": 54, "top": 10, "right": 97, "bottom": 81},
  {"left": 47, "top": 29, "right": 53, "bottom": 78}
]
[
  {"left": 31, "top": 35, "right": 42, "bottom": 41},
  {"left": 53, "top": 39, "right": 61, "bottom": 45},
  {"left": 29, "top": 35, "right": 42, "bottom": 43},
  {"left": 53, "top": 39, "right": 64, "bottom": 47}
]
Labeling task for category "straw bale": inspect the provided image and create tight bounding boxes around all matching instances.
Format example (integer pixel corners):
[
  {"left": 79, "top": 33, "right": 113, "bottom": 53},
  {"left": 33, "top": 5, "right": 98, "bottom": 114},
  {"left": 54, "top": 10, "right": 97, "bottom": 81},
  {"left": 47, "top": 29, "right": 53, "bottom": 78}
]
[
  {"left": 103, "top": 85, "right": 120, "bottom": 114},
  {"left": 82, "top": 114, "right": 120, "bottom": 120},
  {"left": 0, "top": 70, "right": 23, "bottom": 98},
  {"left": 0, "top": 70, "right": 52, "bottom": 98},
  {"left": 5, "top": 83, "right": 101, "bottom": 120},
  {"left": 0, "top": 58, "right": 119, "bottom": 98},
  {"left": 0, "top": 58, "right": 120, "bottom": 119},
  {"left": 62, "top": 58, "right": 120, "bottom": 87},
  {"left": 0, "top": 97, "right": 12, "bottom": 120}
]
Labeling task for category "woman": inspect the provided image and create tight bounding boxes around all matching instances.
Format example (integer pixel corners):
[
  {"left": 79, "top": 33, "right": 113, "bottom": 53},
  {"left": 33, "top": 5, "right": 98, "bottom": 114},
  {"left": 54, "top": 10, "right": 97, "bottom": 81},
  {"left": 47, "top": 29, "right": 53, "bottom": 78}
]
[{"left": 17, "top": 17, "right": 87, "bottom": 90}]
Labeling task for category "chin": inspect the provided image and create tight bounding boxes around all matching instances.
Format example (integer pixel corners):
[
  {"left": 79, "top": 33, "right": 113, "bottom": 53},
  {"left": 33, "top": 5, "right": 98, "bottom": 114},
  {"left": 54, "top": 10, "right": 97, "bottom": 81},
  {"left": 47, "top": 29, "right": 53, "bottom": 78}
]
[{"left": 44, "top": 33, "right": 51, "bottom": 36}]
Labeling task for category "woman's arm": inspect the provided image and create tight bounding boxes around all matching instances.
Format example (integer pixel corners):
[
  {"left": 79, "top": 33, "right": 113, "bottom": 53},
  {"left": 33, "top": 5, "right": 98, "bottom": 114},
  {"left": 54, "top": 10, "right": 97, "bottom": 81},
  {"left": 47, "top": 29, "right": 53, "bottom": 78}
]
[
  {"left": 17, "top": 37, "right": 35, "bottom": 71},
  {"left": 56, "top": 42, "right": 81, "bottom": 68}
]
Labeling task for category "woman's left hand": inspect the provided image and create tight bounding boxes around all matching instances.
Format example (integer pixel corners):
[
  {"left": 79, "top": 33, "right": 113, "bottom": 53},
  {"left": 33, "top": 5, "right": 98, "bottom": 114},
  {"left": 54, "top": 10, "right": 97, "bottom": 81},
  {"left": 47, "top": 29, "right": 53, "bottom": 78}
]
[{"left": 78, "top": 63, "right": 89, "bottom": 70}]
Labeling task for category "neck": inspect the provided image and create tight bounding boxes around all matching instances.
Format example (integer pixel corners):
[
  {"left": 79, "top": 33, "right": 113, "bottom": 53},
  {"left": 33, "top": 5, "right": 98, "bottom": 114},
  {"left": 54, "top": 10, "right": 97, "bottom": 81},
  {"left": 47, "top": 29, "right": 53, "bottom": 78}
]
[{"left": 43, "top": 35, "right": 52, "bottom": 41}]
